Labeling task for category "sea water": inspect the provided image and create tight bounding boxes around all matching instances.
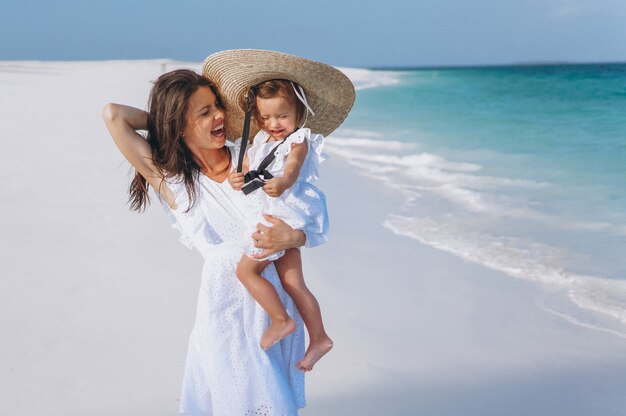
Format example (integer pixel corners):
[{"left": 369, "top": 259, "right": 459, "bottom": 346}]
[{"left": 332, "top": 64, "right": 626, "bottom": 331}]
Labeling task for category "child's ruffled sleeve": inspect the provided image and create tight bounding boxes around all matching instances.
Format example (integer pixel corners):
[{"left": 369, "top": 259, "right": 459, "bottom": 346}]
[
  {"left": 302, "top": 131, "right": 328, "bottom": 182},
  {"left": 302, "top": 180, "right": 330, "bottom": 249},
  {"left": 303, "top": 227, "right": 329, "bottom": 248},
  {"left": 244, "top": 130, "right": 271, "bottom": 168},
  {"left": 226, "top": 138, "right": 242, "bottom": 170},
  {"left": 275, "top": 128, "right": 328, "bottom": 183}
]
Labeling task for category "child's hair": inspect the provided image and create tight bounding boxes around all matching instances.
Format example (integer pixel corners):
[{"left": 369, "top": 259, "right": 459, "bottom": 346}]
[{"left": 251, "top": 79, "right": 306, "bottom": 127}]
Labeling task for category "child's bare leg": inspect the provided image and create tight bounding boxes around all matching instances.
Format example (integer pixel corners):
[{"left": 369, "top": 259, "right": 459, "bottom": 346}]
[
  {"left": 275, "top": 248, "right": 333, "bottom": 371},
  {"left": 236, "top": 255, "right": 296, "bottom": 350}
]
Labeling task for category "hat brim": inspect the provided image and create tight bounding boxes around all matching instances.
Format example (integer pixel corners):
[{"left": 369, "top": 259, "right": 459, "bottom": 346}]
[{"left": 202, "top": 49, "right": 355, "bottom": 140}]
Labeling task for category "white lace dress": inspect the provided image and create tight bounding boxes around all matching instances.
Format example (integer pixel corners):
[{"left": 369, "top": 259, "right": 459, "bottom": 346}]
[
  {"left": 244, "top": 128, "right": 329, "bottom": 260},
  {"left": 160, "top": 143, "right": 311, "bottom": 415}
]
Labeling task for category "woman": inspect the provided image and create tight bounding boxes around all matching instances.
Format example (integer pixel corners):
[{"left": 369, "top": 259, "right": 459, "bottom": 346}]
[{"left": 102, "top": 69, "right": 313, "bottom": 415}]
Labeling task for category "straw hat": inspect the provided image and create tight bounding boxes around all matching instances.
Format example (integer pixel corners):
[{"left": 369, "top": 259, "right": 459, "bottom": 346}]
[{"left": 202, "top": 49, "right": 355, "bottom": 140}]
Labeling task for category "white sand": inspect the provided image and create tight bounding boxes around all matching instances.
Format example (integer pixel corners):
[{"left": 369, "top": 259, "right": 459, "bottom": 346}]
[{"left": 1, "top": 60, "right": 625, "bottom": 416}]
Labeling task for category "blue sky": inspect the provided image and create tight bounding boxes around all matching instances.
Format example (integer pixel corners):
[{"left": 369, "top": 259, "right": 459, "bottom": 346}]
[{"left": 1, "top": 0, "right": 625, "bottom": 67}]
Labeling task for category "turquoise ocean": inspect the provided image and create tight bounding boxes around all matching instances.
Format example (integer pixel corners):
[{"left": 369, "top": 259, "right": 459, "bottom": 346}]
[{"left": 330, "top": 64, "right": 626, "bottom": 333}]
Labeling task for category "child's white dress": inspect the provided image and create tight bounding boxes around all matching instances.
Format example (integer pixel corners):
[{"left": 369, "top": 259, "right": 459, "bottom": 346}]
[{"left": 244, "top": 128, "right": 329, "bottom": 260}]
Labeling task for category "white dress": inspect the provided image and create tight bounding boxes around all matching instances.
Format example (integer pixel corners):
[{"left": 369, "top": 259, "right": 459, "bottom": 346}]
[
  {"left": 244, "top": 128, "right": 329, "bottom": 260},
  {"left": 160, "top": 143, "right": 315, "bottom": 415}
]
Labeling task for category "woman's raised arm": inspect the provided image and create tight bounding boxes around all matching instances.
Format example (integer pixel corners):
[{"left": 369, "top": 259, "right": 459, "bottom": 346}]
[{"left": 102, "top": 103, "right": 176, "bottom": 208}]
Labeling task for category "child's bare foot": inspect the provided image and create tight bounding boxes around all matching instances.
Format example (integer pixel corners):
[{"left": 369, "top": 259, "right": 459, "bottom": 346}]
[
  {"left": 296, "top": 336, "right": 334, "bottom": 372},
  {"left": 261, "top": 318, "right": 297, "bottom": 350}
]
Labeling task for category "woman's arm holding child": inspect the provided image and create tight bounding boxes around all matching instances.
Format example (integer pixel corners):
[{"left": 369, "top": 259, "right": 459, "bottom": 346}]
[
  {"left": 250, "top": 214, "right": 307, "bottom": 259},
  {"left": 263, "top": 141, "right": 308, "bottom": 197}
]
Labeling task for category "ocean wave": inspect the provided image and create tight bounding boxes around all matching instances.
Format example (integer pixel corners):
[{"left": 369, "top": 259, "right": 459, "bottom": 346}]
[
  {"left": 327, "top": 132, "right": 417, "bottom": 151},
  {"left": 339, "top": 67, "right": 404, "bottom": 90},
  {"left": 384, "top": 215, "right": 626, "bottom": 324},
  {"left": 327, "top": 132, "right": 626, "bottom": 236},
  {"left": 328, "top": 129, "right": 626, "bottom": 328}
]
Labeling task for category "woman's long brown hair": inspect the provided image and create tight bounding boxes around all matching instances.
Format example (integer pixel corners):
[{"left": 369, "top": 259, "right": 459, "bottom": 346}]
[{"left": 128, "top": 69, "right": 221, "bottom": 212}]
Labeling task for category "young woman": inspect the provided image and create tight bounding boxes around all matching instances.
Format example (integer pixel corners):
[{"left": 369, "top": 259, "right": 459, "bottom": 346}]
[{"left": 103, "top": 69, "right": 313, "bottom": 416}]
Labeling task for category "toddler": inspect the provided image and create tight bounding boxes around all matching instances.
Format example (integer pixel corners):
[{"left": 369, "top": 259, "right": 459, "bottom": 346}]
[{"left": 229, "top": 79, "right": 332, "bottom": 372}]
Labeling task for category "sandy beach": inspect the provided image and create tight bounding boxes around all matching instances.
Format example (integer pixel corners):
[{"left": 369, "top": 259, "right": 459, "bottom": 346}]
[{"left": 1, "top": 60, "right": 626, "bottom": 416}]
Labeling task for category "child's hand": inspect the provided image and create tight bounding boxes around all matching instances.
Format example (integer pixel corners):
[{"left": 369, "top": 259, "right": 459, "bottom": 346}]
[
  {"left": 228, "top": 171, "right": 245, "bottom": 190},
  {"left": 263, "top": 177, "right": 289, "bottom": 197}
]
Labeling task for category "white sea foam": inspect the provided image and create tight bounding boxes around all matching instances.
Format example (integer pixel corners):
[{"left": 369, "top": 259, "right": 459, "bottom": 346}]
[
  {"left": 327, "top": 132, "right": 416, "bottom": 151},
  {"left": 327, "top": 134, "right": 545, "bottom": 185},
  {"left": 327, "top": 132, "right": 626, "bottom": 236},
  {"left": 328, "top": 129, "right": 626, "bottom": 328},
  {"left": 384, "top": 215, "right": 626, "bottom": 324},
  {"left": 339, "top": 67, "right": 404, "bottom": 90}
]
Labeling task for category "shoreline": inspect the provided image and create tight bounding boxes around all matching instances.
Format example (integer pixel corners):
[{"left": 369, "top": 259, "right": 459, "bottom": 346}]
[
  {"left": 301, "top": 153, "right": 626, "bottom": 415},
  {"left": 322, "top": 121, "right": 626, "bottom": 334}
]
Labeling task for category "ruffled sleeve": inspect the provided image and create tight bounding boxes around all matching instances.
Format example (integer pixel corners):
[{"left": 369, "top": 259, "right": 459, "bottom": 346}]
[
  {"left": 161, "top": 201, "right": 195, "bottom": 250},
  {"left": 245, "top": 131, "right": 270, "bottom": 168},
  {"left": 226, "top": 138, "right": 242, "bottom": 171},
  {"left": 303, "top": 131, "right": 328, "bottom": 182},
  {"left": 158, "top": 178, "right": 195, "bottom": 250},
  {"left": 272, "top": 128, "right": 328, "bottom": 183},
  {"left": 303, "top": 226, "right": 329, "bottom": 248},
  {"left": 159, "top": 176, "right": 223, "bottom": 255}
]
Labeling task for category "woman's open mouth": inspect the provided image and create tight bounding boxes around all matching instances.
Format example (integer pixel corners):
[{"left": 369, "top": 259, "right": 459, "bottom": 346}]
[{"left": 212, "top": 124, "right": 224, "bottom": 137}]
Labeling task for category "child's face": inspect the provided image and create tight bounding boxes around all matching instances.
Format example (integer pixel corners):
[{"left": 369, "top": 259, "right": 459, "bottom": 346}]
[{"left": 256, "top": 95, "right": 298, "bottom": 140}]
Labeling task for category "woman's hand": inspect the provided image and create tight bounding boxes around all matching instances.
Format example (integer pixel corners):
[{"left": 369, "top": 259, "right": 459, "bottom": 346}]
[
  {"left": 250, "top": 214, "right": 306, "bottom": 259},
  {"left": 228, "top": 171, "right": 245, "bottom": 191}
]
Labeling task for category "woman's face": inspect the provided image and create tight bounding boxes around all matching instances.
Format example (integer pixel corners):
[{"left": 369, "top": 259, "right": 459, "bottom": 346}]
[
  {"left": 182, "top": 86, "right": 226, "bottom": 151},
  {"left": 256, "top": 95, "right": 298, "bottom": 140}
]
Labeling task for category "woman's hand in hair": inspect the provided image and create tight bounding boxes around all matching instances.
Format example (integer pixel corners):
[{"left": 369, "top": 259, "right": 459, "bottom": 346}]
[{"left": 250, "top": 214, "right": 306, "bottom": 259}]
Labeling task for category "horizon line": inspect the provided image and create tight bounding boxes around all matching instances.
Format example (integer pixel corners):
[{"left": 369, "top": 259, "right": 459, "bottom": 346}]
[{"left": 1, "top": 58, "right": 625, "bottom": 71}]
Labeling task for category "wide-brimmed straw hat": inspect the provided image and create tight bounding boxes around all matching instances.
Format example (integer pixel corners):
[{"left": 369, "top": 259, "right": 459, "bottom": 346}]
[{"left": 202, "top": 49, "right": 355, "bottom": 140}]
